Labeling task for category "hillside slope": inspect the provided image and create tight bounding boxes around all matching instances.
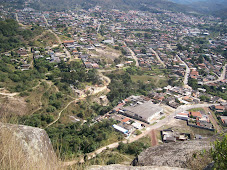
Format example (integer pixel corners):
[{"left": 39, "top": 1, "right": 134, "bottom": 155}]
[{"left": 28, "top": 0, "right": 194, "bottom": 13}]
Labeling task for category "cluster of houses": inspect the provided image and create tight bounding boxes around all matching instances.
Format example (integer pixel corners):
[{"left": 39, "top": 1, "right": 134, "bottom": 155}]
[
  {"left": 12, "top": 6, "right": 226, "bottom": 88},
  {"left": 176, "top": 111, "right": 214, "bottom": 131}
]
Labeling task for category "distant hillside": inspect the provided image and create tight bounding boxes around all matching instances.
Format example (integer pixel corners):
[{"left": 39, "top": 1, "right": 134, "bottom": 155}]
[
  {"left": 0, "top": 0, "right": 26, "bottom": 9},
  {"left": 170, "top": 0, "right": 227, "bottom": 19},
  {"left": 212, "top": 8, "right": 227, "bottom": 19},
  {"left": 189, "top": 0, "right": 227, "bottom": 12},
  {"left": 169, "top": 0, "right": 207, "bottom": 4},
  {"left": 28, "top": 0, "right": 195, "bottom": 13}
]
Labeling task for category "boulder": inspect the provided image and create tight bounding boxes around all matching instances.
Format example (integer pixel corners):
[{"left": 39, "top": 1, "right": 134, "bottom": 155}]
[
  {"left": 0, "top": 123, "right": 58, "bottom": 169},
  {"left": 133, "top": 139, "right": 213, "bottom": 168}
]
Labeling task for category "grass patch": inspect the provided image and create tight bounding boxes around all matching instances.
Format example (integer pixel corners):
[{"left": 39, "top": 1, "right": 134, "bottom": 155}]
[
  {"left": 160, "top": 116, "right": 165, "bottom": 120},
  {"left": 188, "top": 108, "right": 205, "bottom": 113},
  {"left": 190, "top": 127, "right": 215, "bottom": 137},
  {"left": 131, "top": 74, "right": 168, "bottom": 87},
  {"left": 131, "top": 75, "right": 152, "bottom": 82},
  {"left": 151, "top": 122, "right": 157, "bottom": 125}
]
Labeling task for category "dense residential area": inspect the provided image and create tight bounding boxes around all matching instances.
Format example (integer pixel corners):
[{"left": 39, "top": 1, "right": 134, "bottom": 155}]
[{"left": 0, "top": 0, "right": 226, "bottom": 169}]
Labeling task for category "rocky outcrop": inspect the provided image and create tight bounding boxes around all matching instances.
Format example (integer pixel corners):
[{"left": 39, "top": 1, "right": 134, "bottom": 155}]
[
  {"left": 0, "top": 123, "right": 58, "bottom": 169},
  {"left": 133, "top": 139, "right": 213, "bottom": 168},
  {"left": 88, "top": 164, "right": 186, "bottom": 170}
]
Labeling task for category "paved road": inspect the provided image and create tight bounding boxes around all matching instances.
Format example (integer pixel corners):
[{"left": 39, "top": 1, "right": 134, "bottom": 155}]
[
  {"left": 97, "top": 22, "right": 101, "bottom": 33},
  {"left": 123, "top": 42, "right": 139, "bottom": 67},
  {"left": 127, "top": 46, "right": 139, "bottom": 67},
  {"left": 176, "top": 54, "right": 190, "bottom": 86},
  {"left": 42, "top": 14, "right": 49, "bottom": 27},
  {"left": 203, "top": 64, "right": 227, "bottom": 84},
  {"left": 150, "top": 48, "right": 166, "bottom": 68},
  {"left": 175, "top": 103, "right": 219, "bottom": 114}
]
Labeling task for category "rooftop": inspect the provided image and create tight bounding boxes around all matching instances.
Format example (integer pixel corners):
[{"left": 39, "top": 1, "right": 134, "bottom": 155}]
[{"left": 123, "top": 101, "right": 163, "bottom": 121}]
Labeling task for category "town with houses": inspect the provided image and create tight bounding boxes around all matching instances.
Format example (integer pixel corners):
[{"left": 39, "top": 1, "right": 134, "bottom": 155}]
[{"left": 0, "top": 1, "right": 227, "bottom": 167}]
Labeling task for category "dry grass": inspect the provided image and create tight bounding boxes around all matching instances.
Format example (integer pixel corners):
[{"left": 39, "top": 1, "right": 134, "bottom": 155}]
[{"left": 0, "top": 126, "right": 61, "bottom": 170}]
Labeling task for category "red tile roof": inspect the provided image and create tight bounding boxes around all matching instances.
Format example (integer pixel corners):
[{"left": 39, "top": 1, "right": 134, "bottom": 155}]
[
  {"left": 190, "top": 111, "right": 202, "bottom": 118},
  {"left": 122, "top": 118, "right": 130, "bottom": 123}
]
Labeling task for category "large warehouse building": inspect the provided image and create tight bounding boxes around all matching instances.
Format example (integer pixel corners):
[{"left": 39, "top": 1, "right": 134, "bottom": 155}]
[{"left": 119, "top": 102, "right": 163, "bottom": 124}]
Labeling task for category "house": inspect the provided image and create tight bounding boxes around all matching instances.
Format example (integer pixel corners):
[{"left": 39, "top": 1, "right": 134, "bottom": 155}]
[
  {"left": 189, "top": 111, "right": 202, "bottom": 119},
  {"left": 161, "top": 130, "right": 176, "bottom": 143},
  {"left": 215, "top": 105, "right": 225, "bottom": 113},
  {"left": 118, "top": 122, "right": 134, "bottom": 133},
  {"left": 63, "top": 40, "right": 74, "bottom": 46},
  {"left": 20, "top": 64, "right": 31, "bottom": 71},
  {"left": 121, "top": 117, "right": 130, "bottom": 124},
  {"left": 190, "top": 70, "right": 199, "bottom": 79},
  {"left": 116, "top": 64, "right": 124, "bottom": 68},
  {"left": 220, "top": 116, "right": 227, "bottom": 125},
  {"left": 17, "top": 48, "right": 27, "bottom": 56}
]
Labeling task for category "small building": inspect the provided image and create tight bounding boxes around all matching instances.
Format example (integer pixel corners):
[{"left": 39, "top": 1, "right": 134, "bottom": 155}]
[
  {"left": 20, "top": 64, "right": 31, "bottom": 71},
  {"left": 132, "top": 122, "right": 142, "bottom": 129},
  {"left": 189, "top": 111, "right": 202, "bottom": 119},
  {"left": 175, "top": 112, "right": 189, "bottom": 121},
  {"left": 121, "top": 117, "right": 130, "bottom": 124},
  {"left": 112, "top": 124, "right": 128, "bottom": 135},
  {"left": 215, "top": 105, "right": 225, "bottom": 113},
  {"left": 63, "top": 40, "right": 74, "bottom": 46},
  {"left": 220, "top": 116, "right": 227, "bottom": 125}
]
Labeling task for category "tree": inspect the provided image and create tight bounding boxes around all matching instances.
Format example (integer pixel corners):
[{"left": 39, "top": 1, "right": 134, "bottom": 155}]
[
  {"left": 141, "top": 48, "right": 146, "bottom": 54},
  {"left": 211, "top": 135, "right": 227, "bottom": 169}
]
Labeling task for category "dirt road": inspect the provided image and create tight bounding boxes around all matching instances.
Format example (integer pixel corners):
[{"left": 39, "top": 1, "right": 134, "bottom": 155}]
[
  {"left": 176, "top": 54, "right": 190, "bottom": 87},
  {"left": 150, "top": 130, "right": 158, "bottom": 146},
  {"left": 203, "top": 107, "right": 223, "bottom": 133},
  {"left": 46, "top": 73, "right": 111, "bottom": 128}
]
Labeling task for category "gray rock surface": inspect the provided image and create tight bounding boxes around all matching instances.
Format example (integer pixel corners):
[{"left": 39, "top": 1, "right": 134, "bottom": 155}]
[
  {"left": 133, "top": 139, "right": 213, "bottom": 168},
  {"left": 0, "top": 123, "right": 58, "bottom": 168},
  {"left": 88, "top": 164, "right": 187, "bottom": 170}
]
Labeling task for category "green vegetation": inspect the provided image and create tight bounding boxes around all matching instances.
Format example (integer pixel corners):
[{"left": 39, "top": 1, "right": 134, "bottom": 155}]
[
  {"left": 117, "top": 137, "right": 151, "bottom": 156},
  {"left": 160, "top": 116, "right": 165, "bottom": 120},
  {"left": 107, "top": 72, "right": 152, "bottom": 106},
  {"left": 188, "top": 108, "right": 205, "bottom": 113},
  {"left": 0, "top": 19, "right": 43, "bottom": 52},
  {"left": 0, "top": 55, "right": 44, "bottom": 92},
  {"left": 134, "top": 130, "right": 142, "bottom": 135},
  {"left": 19, "top": 113, "right": 54, "bottom": 128},
  {"left": 211, "top": 134, "right": 227, "bottom": 169},
  {"left": 46, "top": 119, "right": 123, "bottom": 159},
  {"left": 188, "top": 78, "right": 227, "bottom": 100}
]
